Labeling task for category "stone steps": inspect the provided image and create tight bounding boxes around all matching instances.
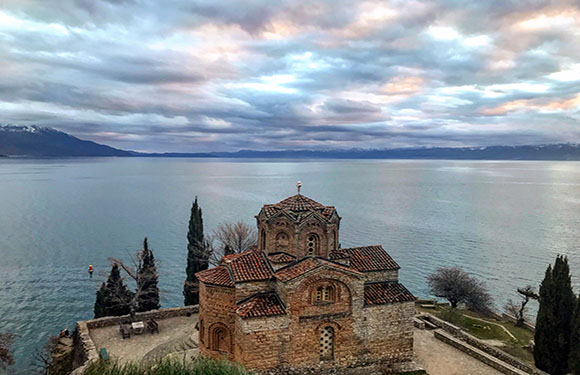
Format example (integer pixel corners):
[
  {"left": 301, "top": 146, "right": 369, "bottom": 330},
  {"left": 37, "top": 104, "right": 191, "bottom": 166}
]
[{"left": 434, "top": 330, "right": 528, "bottom": 375}]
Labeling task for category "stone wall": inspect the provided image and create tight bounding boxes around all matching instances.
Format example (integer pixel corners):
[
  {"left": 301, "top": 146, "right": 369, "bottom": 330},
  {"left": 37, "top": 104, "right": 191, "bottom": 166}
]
[
  {"left": 198, "top": 283, "right": 236, "bottom": 361},
  {"left": 232, "top": 269, "right": 414, "bottom": 372},
  {"left": 235, "top": 315, "right": 291, "bottom": 369},
  {"left": 360, "top": 301, "right": 415, "bottom": 362},
  {"left": 362, "top": 270, "right": 399, "bottom": 283},
  {"left": 257, "top": 215, "right": 339, "bottom": 258},
  {"left": 235, "top": 281, "right": 273, "bottom": 303},
  {"left": 422, "top": 314, "right": 547, "bottom": 375}
]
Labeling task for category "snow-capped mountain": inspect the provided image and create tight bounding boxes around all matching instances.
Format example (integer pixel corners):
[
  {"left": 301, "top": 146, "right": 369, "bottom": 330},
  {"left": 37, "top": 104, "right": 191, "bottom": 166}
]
[{"left": 0, "top": 125, "right": 131, "bottom": 157}]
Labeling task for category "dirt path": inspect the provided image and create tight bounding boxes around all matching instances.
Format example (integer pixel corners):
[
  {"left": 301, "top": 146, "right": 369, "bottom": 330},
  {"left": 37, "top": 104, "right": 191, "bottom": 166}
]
[
  {"left": 414, "top": 329, "right": 504, "bottom": 375},
  {"left": 466, "top": 315, "right": 517, "bottom": 341}
]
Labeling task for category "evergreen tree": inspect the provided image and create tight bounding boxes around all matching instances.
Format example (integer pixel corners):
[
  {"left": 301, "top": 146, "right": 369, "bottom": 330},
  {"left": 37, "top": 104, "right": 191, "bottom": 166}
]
[
  {"left": 534, "top": 255, "right": 577, "bottom": 375},
  {"left": 94, "top": 282, "right": 106, "bottom": 318},
  {"left": 103, "top": 263, "right": 133, "bottom": 317},
  {"left": 136, "top": 237, "right": 160, "bottom": 312},
  {"left": 569, "top": 295, "right": 580, "bottom": 374},
  {"left": 183, "top": 197, "right": 210, "bottom": 305}
]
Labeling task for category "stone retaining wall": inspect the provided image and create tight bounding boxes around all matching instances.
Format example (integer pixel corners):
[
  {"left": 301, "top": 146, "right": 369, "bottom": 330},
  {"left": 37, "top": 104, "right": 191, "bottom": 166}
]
[
  {"left": 434, "top": 330, "right": 526, "bottom": 375},
  {"left": 69, "top": 306, "right": 199, "bottom": 374},
  {"left": 421, "top": 314, "right": 547, "bottom": 375}
]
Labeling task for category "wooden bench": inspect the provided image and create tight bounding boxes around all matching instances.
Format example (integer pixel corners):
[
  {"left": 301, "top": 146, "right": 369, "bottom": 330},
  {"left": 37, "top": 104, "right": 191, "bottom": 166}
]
[
  {"left": 119, "top": 324, "right": 131, "bottom": 339},
  {"left": 99, "top": 348, "right": 110, "bottom": 360},
  {"left": 147, "top": 319, "right": 159, "bottom": 334}
]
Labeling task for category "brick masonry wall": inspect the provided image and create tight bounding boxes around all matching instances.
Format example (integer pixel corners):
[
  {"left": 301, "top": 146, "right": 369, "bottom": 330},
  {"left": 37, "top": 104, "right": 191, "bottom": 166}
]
[
  {"left": 359, "top": 302, "right": 415, "bottom": 362},
  {"left": 230, "top": 269, "right": 415, "bottom": 371},
  {"left": 235, "top": 281, "right": 273, "bottom": 303},
  {"left": 235, "top": 315, "right": 291, "bottom": 369},
  {"left": 199, "top": 283, "right": 236, "bottom": 361},
  {"left": 362, "top": 270, "right": 399, "bottom": 283},
  {"left": 258, "top": 215, "right": 339, "bottom": 258}
]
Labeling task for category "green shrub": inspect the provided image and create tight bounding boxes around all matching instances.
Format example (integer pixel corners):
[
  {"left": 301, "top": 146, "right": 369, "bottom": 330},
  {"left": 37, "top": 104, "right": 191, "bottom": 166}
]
[{"left": 84, "top": 357, "right": 247, "bottom": 375}]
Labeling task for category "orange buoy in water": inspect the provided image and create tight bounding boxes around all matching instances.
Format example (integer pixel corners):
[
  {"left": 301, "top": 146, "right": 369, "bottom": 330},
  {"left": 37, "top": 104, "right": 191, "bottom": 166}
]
[{"left": 88, "top": 265, "right": 94, "bottom": 278}]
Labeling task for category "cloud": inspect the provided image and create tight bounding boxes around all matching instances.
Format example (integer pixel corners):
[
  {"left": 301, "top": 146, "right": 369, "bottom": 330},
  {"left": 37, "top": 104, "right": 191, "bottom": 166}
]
[{"left": 0, "top": 0, "right": 578, "bottom": 152}]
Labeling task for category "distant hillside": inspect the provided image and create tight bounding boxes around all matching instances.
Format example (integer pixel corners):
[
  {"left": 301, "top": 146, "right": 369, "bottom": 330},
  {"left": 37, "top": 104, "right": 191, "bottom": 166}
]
[
  {"left": 150, "top": 144, "right": 580, "bottom": 161},
  {"left": 0, "top": 125, "right": 131, "bottom": 157},
  {"left": 1, "top": 125, "right": 579, "bottom": 160}
]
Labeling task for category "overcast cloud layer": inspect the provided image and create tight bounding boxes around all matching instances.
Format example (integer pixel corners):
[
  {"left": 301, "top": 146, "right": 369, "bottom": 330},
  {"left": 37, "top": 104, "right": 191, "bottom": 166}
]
[{"left": 1, "top": 0, "right": 580, "bottom": 152}]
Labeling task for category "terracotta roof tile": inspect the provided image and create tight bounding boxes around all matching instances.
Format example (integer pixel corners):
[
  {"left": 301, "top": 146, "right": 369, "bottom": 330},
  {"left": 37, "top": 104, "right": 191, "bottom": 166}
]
[
  {"left": 236, "top": 292, "right": 286, "bottom": 318},
  {"left": 268, "top": 252, "right": 297, "bottom": 263},
  {"left": 260, "top": 194, "right": 337, "bottom": 222},
  {"left": 330, "top": 245, "right": 400, "bottom": 272},
  {"left": 196, "top": 266, "right": 234, "bottom": 288},
  {"left": 275, "top": 257, "right": 361, "bottom": 282},
  {"left": 364, "top": 282, "right": 416, "bottom": 305},
  {"left": 226, "top": 250, "right": 273, "bottom": 283}
]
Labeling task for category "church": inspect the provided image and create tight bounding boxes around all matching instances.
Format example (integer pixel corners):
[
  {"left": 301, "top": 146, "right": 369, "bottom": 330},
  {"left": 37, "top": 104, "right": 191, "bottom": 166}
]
[{"left": 196, "top": 188, "right": 416, "bottom": 373}]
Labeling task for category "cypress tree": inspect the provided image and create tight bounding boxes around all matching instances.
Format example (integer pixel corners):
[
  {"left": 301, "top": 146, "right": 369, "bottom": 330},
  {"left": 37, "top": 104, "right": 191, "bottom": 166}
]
[
  {"left": 569, "top": 295, "right": 580, "bottom": 374},
  {"left": 183, "top": 197, "right": 210, "bottom": 305},
  {"left": 534, "top": 255, "right": 577, "bottom": 375},
  {"left": 103, "top": 263, "right": 132, "bottom": 317},
  {"left": 137, "top": 237, "right": 160, "bottom": 312},
  {"left": 94, "top": 282, "right": 106, "bottom": 318}
]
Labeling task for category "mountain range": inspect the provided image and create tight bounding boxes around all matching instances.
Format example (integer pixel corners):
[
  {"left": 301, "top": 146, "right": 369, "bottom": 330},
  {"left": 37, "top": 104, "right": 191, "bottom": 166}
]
[
  {"left": 1, "top": 124, "right": 580, "bottom": 160},
  {"left": 0, "top": 125, "right": 131, "bottom": 157}
]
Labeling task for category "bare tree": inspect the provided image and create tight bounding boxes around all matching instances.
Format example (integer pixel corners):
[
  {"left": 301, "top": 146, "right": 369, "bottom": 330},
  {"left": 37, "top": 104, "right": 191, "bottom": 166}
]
[
  {"left": 427, "top": 266, "right": 494, "bottom": 313},
  {"left": 213, "top": 221, "right": 257, "bottom": 256},
  {"left": 0, "top": 333, "right": 14, "bottom": 369},
  {"left": 109, "top": 238, "right": 160, "bottom": 321},
  {"left": 505, "top": 285, "right": 538, "bottom": 327}
]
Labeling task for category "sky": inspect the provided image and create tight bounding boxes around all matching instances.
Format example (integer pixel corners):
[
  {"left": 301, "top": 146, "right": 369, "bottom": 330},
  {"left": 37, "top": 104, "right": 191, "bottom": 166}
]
[{"left": 0, "top": 0, "right": 579, "bottom": 152}]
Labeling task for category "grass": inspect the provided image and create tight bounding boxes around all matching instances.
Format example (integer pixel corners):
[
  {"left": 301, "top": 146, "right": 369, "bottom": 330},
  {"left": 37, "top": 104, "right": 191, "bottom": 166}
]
[
  {"left": 84, "top": 357, "right": 248, "bottom": 375},
  {"left": 418, "top": 305, "right": 535, "bottom": 363}
]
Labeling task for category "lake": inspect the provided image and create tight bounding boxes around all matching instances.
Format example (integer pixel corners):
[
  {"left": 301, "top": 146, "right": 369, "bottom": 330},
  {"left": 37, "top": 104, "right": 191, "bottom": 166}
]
[{"left": 0, "top": 158, "right": 579, "bottom": 373}]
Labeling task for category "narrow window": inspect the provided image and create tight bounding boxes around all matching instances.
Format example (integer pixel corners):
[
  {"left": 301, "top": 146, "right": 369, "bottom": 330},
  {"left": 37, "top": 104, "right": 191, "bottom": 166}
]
[
  {"left": 307, "top": 234, "right": 318, "bottom": 255},
  {"left": 316, "top": 287, "right": 323, "bottom": 302},
  {"left": 315, "top": 286, "right": 335, "bottom": 303},
  {"left": 320, "top": 326, "right": 335, "bottom": 360},
  {"left": 261, "top": 229, "right": 266, "bottom": 250},
  {"left": 199, "top": 319, "right": 204, "bottom": 343}
]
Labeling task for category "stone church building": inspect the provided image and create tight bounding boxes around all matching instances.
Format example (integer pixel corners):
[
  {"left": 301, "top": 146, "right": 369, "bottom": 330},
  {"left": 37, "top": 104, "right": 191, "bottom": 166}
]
[{"left": 196, "top": 192, "right": 416, "bottom": 373}]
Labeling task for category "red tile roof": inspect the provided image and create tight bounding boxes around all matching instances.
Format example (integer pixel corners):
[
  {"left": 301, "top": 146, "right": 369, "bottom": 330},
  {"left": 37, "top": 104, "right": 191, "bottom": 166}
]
[
  {"left": 268, "top": 252, "right": 297, "bottom": 263},
  {"left": 236, "top": 292, "right": 286, "bottom": 318},
  {"left": 196, "top": 266, "right": 234, "bottom": 288},
  {"left": 274, "top": 256, "right": 362, "bottom": 282},
  {"left": 330, "top": 245, "right": 399, "bottom": 272},
  {"left": 226, "top": 249, "right": 274, "bottom": 283},
  {"left": 364, "top": 282, "right": 416, "bottom": 305},
  {"left": 260, "top": 194, "right": 337, "bottom": 222}
]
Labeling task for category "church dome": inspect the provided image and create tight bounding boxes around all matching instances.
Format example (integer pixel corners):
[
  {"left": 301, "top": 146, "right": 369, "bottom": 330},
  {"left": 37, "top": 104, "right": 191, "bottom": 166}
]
[{"left": 259, "top": 194, "right": 338, "bottom": 223}]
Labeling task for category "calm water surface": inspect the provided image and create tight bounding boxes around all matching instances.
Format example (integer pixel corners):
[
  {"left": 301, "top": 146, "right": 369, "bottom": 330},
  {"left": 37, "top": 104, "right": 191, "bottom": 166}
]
[{"left": 0, "top": 158, "right": 579, "bottom": 373}]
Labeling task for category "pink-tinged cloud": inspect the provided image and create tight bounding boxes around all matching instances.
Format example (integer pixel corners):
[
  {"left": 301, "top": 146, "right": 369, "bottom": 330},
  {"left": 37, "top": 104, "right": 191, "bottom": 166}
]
[{"left": 0, "top": 0, "right": 578, "bottom": 152}]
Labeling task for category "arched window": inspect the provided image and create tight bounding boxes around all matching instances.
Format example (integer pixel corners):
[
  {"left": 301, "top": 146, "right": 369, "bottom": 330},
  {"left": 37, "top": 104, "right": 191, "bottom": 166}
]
[
  {"left": 333, "top": 230, "right": 338, "bottom": 250},
  {"left": 307, "top": 233, "right": 319, "bottom": 256},
  {"left": 316, "top": 285, "right": 335, "bottom": 303},
  {"left": 211, "top": 325, "right": 231, "bottom": 353},
  {"left": 199, "top": 319, "right": 204, "bottom": 344},
  {"left": 275, "top": 232, "right": 289, "bottom": 252},
  {"left": 320, "top": 326, "right": 335, "bottom": 360},
  {"left": 260, "top": 229, "right": 266, "bottom": 250}
]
